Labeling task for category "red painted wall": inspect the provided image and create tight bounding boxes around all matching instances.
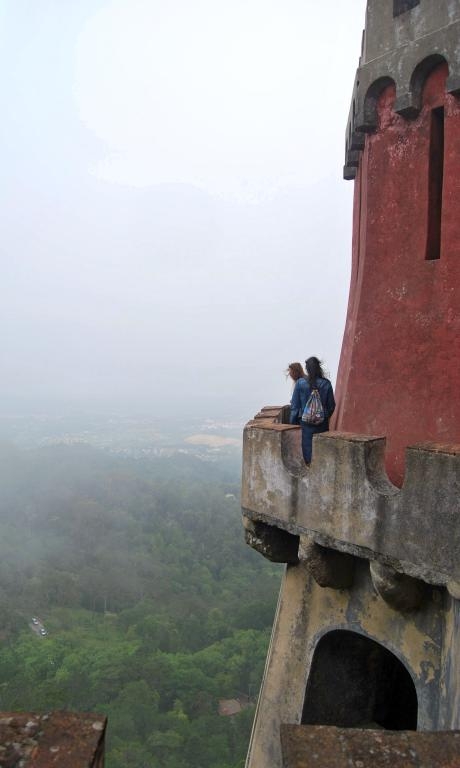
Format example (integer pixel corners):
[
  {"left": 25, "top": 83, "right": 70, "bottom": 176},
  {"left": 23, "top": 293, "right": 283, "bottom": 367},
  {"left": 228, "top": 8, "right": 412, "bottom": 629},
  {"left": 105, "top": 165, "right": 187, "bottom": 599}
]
[{"left": 334, "top": 64, "right": 460, "bottom": 486}]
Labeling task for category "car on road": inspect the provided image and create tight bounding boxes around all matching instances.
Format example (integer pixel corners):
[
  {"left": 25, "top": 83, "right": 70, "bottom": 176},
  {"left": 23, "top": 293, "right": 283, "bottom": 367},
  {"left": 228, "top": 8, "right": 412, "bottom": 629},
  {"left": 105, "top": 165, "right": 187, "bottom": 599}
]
[
  {"left": 39, "top": 628, "right": 48, "bottom": 636},
  {"left": 32, "top": 617, "right": 39, "bottom": 625}
]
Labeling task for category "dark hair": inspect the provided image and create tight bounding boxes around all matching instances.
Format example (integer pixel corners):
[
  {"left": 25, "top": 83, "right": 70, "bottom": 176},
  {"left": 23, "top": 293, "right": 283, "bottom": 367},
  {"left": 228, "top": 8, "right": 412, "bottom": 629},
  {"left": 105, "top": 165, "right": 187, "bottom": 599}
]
[
  {"left": 287, "top": 362, "right": 306, "bottom": 381},
  {"left": 305, "top": 356, "right": 325, "bottom": 389}
]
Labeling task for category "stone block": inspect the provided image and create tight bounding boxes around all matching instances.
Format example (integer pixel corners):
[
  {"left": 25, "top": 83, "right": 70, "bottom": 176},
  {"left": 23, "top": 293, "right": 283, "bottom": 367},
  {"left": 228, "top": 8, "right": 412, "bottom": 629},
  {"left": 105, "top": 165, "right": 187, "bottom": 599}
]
[
  {"left": 280, "top": 724, "right": 460, "bottom": 768},
  {"left": 370, "top": 561, "right": 426, "bottom": 612},
  {"left": 244, "top": 517, "right": 299, "bottom": 564},
  {"left": 299, "top": 535, "right": 355, "bottom": 589}
]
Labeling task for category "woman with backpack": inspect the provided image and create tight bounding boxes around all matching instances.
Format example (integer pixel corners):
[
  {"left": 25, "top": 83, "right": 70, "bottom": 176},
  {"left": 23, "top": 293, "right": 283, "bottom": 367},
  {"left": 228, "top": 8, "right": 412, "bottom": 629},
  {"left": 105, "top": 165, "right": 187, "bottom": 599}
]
[
  {"left": 288, "top": 362, "right": 309, "bottom": 424},
  {"left": 301, "top": 357, "right": 336, "bottom": 465}
]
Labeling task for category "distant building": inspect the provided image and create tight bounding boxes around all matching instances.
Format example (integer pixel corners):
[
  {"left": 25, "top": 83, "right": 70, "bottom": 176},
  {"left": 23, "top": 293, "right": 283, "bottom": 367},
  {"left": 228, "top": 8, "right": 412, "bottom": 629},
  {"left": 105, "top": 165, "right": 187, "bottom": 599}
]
[
  {"left": 218, "top": 699, "right": 245, "bottom": 717},
  {"left": 218, "top": 696, "right": 252, "bottom": 717}
]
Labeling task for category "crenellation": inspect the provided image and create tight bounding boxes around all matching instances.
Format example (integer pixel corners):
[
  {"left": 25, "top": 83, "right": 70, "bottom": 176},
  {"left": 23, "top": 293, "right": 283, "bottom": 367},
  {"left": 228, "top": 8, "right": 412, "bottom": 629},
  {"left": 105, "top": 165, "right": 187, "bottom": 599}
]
[
  {"left": 242, "top": 414, "right": 460, "bottom": 587},
  {"left": 344, "top": 6, "right": 460, "bottom": 177}
]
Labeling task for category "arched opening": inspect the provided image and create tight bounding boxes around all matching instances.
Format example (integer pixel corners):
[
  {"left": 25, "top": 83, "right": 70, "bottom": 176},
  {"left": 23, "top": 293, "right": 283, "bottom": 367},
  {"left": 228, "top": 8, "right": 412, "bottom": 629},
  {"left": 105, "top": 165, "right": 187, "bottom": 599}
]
[
  {"left": 410, "top": 54, "right": 448, "bottom": 111},
  {"left": 357, "top": 76, "right": 396, "bottom": 133},
  {"left": 302, "top": 630, "right": 418, "bottom": 730}
]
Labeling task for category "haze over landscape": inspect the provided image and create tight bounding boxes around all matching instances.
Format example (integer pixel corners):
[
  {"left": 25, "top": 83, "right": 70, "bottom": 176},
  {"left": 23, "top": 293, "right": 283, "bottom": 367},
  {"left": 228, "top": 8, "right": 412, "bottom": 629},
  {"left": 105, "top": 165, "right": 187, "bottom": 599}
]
[
  {"left": 1, "top": 0, "right": 367, "bottom": 421},
  {"left": 0, "top": 3, "right": 372, "bottom": 766}
]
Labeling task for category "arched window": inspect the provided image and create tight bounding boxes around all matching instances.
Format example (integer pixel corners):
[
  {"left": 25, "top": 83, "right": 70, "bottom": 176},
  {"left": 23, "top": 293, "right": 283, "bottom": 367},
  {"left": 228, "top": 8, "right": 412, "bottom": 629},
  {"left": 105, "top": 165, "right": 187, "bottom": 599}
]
[
  {"left": 426, "top": 106, "right": 444, "bottom": 260},
  {"left": 302, "top": 630, "right": 418, "bottom": 730}
]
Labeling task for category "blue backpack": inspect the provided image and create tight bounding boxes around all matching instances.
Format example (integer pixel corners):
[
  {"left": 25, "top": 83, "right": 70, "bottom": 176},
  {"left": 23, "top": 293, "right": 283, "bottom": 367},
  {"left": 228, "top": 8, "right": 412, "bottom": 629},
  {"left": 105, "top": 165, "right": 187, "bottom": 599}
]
[{"left": 301, "top": 387, "right": 325, "bottom": 425}]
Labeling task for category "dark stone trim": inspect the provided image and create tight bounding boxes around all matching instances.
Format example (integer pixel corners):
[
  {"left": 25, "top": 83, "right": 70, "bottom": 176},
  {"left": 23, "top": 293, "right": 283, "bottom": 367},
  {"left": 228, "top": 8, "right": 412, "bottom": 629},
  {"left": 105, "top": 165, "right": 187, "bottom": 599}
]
[
  {"left": 243, "top": 515, "right": 299, "bottom": 564},
  {"left": 447, "top": 74, "right": 460, "bottom": 96},
  {"left": 349, "top": 131, "right": 365, "bottom": 151},
  {"left": 359, "top": 76, "right": 397, "bottom": 133},
  {"left": 346, "top": 150, "right": 361, "bottom": 168},
  {"left": 343, "top": 166, "right": 357, "bottom": 181},
  {"left": 394, "top": 93, "right": 420, "bottom": 119}
]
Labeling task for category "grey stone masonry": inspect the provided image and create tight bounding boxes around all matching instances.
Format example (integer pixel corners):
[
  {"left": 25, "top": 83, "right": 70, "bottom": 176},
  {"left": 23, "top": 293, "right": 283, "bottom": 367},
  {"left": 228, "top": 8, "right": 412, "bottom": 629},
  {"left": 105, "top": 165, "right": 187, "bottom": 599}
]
[
  {"left": 344, "top": 0, "right": 460, "bottom": 179},
  {"left": 241, "top": 407, "right": 460, "bottom": 593}
]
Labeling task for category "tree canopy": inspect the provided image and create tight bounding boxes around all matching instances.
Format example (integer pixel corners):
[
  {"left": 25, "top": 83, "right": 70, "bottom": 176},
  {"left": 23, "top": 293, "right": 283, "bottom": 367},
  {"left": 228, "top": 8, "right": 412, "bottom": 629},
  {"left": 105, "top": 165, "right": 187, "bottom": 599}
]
[{"left": 0, "top": 444, "right": 281, "bottom": 767}]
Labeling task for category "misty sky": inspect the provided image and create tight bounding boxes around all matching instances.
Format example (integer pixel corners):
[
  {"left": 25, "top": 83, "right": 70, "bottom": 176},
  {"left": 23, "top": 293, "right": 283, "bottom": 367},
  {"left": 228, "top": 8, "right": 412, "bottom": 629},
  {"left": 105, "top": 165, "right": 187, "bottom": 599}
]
[{"left": 1, "top": 0, "right": 367, "bottom": 418}]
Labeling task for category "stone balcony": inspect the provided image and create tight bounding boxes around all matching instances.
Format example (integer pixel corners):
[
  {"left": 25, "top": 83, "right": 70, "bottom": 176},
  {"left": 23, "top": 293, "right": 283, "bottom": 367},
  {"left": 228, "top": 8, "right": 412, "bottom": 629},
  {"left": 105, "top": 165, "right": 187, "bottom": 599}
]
[{"left": 242, "top": 407, "right": 460, "bottom": 594}]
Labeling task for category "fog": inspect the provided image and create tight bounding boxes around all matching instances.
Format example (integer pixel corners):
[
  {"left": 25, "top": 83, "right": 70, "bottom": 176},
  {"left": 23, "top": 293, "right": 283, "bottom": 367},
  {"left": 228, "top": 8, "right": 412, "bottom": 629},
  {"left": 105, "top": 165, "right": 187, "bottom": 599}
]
[{"left": 1, "top": 0, "right": 367, "bottom": 419}]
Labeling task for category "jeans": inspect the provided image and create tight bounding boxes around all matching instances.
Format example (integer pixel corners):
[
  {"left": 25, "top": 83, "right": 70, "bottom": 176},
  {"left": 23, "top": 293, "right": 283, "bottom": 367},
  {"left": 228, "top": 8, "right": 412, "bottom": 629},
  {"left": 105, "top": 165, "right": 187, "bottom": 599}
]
[{"left": 301, "top": 420, "right": 329, "bottom": 463}]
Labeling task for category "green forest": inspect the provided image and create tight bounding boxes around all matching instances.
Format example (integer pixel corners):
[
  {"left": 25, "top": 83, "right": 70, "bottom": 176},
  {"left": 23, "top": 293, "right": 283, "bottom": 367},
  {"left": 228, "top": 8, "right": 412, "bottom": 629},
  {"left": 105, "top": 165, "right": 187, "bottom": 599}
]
[{"left": 0, "top": 441, "right": 281, "bottom": 767}]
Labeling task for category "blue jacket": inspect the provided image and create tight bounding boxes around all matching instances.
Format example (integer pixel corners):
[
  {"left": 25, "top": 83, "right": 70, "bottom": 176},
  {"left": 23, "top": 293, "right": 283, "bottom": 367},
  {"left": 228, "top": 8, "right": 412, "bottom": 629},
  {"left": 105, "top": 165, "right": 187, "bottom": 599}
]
[
  {"left": 290, "top": 378, "right": 309, "bottom": 424},
  {"left": 290, "top": 377, "right": 335, "bottom": 425}
]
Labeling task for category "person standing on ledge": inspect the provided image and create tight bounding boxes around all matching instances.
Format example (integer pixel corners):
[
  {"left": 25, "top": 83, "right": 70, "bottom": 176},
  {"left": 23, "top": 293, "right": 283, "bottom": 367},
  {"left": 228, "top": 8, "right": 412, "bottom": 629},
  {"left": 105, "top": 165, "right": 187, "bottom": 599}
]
[
  {"left": 288, "top": 363, "right": 309, "bottom": 425},
  {"left": 301, "top": 357, "right": 336, "bottom": 465}
]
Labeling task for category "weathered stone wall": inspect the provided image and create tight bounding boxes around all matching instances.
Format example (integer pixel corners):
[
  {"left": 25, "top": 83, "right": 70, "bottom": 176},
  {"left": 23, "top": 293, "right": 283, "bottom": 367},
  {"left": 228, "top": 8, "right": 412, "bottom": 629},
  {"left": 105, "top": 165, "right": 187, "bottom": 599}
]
[
  {"left": 245, "top": 559, "right": 455, "bottom": 768},
  {"left": 439, "top": 597, "right": 460, "bottom": 730},
  {"left": 363, "top": 0, "right": 460, "bottom": 69},
  {"left": 242, "top": 422, "right": 460, "bottom": 588},
  {"left": 280, "top": 724, "right": 460, "bottom": 768},
  {"left": 242, "top": 414, "right": 460, "bottom": 767}
]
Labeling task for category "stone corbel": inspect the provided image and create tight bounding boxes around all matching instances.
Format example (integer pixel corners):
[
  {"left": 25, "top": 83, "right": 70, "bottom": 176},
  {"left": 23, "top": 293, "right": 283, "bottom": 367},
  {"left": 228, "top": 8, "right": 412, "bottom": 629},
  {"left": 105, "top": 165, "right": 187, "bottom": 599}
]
[
  {"left": 299, "top": 534, "right": 355, "bottom": 590},
  {"left": 370, "top": 561, "right": 426, "bottom": 612},
  {"left": 243, "top": 516, "right": 299, "bottom": 564}
]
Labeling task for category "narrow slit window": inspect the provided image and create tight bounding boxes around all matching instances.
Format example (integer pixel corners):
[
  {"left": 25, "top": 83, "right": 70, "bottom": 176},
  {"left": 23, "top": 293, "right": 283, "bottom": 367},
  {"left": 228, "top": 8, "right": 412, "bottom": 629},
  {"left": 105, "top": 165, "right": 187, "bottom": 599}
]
[
  {"left": 426, "top": 106, "right": 444, "bottom": 261},
  {"left": 393, "top": 0, "right": 420, "bottom": 17}
]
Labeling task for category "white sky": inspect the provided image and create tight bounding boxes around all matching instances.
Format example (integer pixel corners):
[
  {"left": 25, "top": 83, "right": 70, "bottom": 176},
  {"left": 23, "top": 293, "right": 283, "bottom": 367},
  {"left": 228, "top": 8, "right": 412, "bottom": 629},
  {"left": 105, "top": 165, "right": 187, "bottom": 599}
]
[{"left": 0, "top": 0, "right": 367, "bottom": 418}]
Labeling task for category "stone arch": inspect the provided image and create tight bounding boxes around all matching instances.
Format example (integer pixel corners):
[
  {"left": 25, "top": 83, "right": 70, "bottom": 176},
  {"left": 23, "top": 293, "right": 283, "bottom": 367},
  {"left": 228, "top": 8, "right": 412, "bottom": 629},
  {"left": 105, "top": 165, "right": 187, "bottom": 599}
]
[
  {"left": 301, "top": 629, "right": 418, "bottom": 730},
  {"left": 357, "top": 76, "right": 396, "bottom": 133}
]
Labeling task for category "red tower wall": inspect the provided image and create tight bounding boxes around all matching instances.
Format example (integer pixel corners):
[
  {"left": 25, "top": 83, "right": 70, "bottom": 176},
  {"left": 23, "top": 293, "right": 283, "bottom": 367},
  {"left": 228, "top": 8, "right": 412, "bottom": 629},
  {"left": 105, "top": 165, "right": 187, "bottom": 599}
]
[{"left": 334, "top": 64, "right": 460, "bottom": 486}]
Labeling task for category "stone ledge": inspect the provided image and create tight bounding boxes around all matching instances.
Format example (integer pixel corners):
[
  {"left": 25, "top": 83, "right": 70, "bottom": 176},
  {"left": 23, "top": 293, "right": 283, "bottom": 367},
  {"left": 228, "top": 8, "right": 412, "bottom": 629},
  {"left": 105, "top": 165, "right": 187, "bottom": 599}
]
[
  {"left": 0, "top": 711, "right": 106, "bottom": 767},
  {"left": 280, "top": 724, "right": 460, "bottom": 768},
  {"left": 241, "top": 407, "right": 460, "bottom": 586},
  {"left": 243, "top": 518, "right": 299, "bottom": 564}
]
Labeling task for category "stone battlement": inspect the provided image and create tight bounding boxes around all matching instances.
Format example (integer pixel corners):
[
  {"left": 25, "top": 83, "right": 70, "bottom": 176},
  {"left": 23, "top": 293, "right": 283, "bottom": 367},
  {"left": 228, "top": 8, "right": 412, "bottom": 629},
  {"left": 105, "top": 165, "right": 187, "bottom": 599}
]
[
  {"left": 344, "top": 0, "right": 460, "bottom": 178},
  {"left": 242, "top": 407, "right": 460, "bottom": 592}
]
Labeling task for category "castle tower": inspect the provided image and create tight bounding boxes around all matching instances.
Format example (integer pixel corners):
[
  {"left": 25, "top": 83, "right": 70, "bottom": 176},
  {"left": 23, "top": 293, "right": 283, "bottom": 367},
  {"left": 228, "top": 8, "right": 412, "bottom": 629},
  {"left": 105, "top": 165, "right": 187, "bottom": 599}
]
[
  {"left": 241, "top": 2, "right": 460, "bottom": 766},
  {"left": 338, "top": 0, "right": 460, "bottom": 486}
]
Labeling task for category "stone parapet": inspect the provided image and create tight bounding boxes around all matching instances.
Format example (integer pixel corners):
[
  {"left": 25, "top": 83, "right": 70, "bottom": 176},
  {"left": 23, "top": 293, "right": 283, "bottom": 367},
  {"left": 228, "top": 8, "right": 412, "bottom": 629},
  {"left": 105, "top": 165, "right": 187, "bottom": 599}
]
[
  {"left": 280, "top": 724, "right": 460, "bottom": 768},
  {"left": 0, "top": 711, "right": 106, "bottom": 767},
  {"left": 242, "top": 407, "right": 460, "bottom": 590}
]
